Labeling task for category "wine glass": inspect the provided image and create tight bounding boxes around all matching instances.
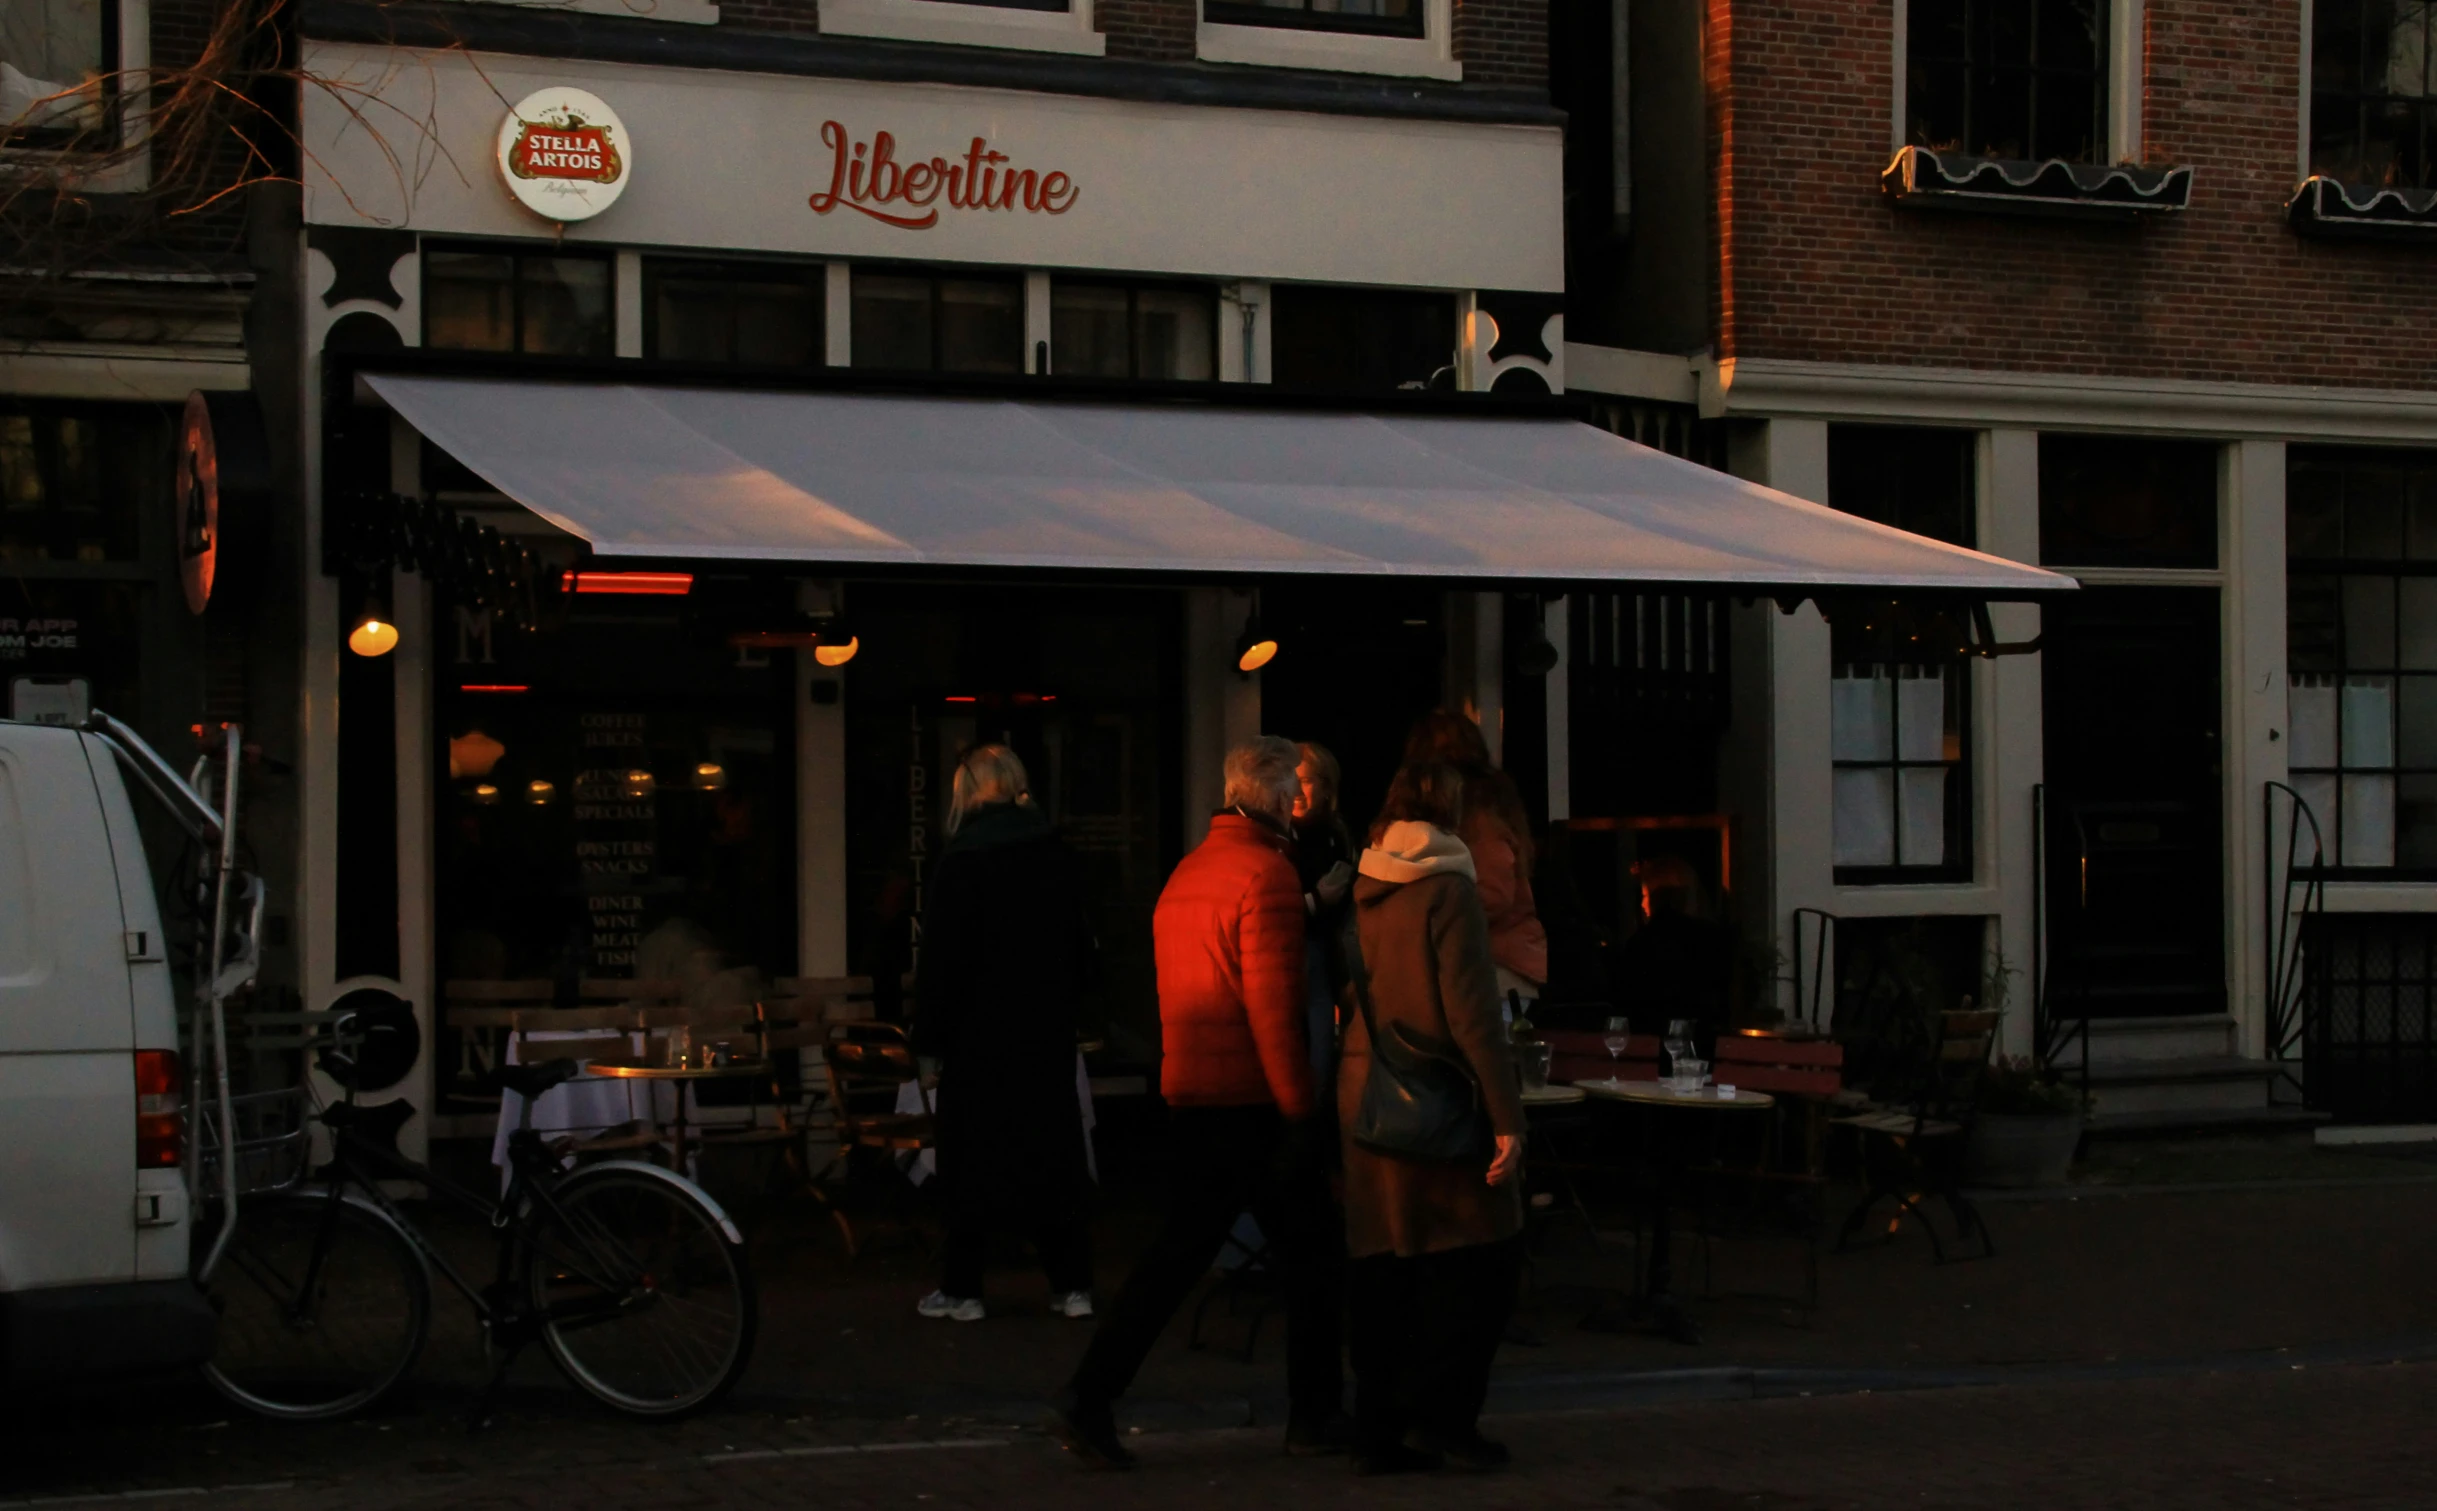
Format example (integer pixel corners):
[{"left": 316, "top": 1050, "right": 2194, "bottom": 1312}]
[
  {"left": 1663, "top": 1018, "right": 1694, "bottom": 1079},
  {"left": 1602, "top": 1014, "right": 1631, "bottom": 1075}
]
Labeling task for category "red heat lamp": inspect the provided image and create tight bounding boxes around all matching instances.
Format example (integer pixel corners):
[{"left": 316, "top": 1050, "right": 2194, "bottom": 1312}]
[{"left": 563, "top": 571, "right": 695, "bottom": 596}]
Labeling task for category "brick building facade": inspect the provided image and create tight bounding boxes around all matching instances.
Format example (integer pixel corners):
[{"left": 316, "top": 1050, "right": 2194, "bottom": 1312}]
[{"left": 1567, "top": 0, "right": 2437, "bottom": 1129}]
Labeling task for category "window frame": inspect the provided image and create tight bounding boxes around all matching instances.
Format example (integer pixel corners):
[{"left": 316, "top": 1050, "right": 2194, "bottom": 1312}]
[
  {"left": 420, "top": 240, "right": 617, "bottom": 359},
  {"left": 847, "top": 264, "right": 1027, "bottom": 376},
  {"left": 2286, "top": 446, "right": 2437, "bottom": 878},
  {"left": 815, "top": 0, "right": 1106, "bottom": 57},
  {"left": 2304, "top": 0, "right": 2437, "bottom": 193},
  {"left": 1046, "top": 277, "right": 1221, "bottom": 383},
  {"left": 1891, "top": 0, "right": 2143, "bottom": 162},
  {"left": 641, "top": 255, "right": 828, "bottom": 371},
  {"left": 1198, "top": 0, "right": 1458, "bottom": 80},
  {"left": 1, "top": 0, "right": 149, "bottom": 184}
]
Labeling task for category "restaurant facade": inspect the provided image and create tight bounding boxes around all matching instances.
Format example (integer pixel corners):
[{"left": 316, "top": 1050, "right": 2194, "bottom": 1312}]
[{"left": 282, "top": 0, "right": 2078, "bottom": 1159}]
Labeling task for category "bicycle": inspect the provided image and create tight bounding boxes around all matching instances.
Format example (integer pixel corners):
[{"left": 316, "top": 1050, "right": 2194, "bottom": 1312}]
[{"left": 198, "top": 1053, "right": 758, "bottom": 1423}]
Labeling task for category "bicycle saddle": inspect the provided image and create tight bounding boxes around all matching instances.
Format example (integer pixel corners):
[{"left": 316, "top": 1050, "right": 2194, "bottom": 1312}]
[{"left": 493, "top": 1059, "right": 582, "bottom": 1099}]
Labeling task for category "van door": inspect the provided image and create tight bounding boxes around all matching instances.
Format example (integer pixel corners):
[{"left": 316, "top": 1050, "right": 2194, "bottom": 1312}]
[{"left": 0, "top": 724, "right": 137, "bottom": 1291}]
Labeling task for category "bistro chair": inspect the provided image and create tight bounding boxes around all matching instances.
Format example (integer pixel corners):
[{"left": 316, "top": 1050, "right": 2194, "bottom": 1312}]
[
  {"left": 819, "top": 1020, "right": 937, "bottom": 1259},
  {"left": 1831, "top": 1008, "right": 1999, "bottom": 1262},
  {"left": 1689, "top": 1032, "right": 1847, "bottom": 1315}
]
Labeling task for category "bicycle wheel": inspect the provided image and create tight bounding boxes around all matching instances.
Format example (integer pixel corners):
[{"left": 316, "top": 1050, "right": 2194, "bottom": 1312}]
[
  {"left": 200, "top": 1189, "right": 431, "bottom": 1420},
  {"left": 526, "top": 1163, "right": 756, "bottom": 1417}
]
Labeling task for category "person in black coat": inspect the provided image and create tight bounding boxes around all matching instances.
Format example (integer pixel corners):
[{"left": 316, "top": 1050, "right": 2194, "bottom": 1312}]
[{"left": 912, "top": 744, "right": 1100, "bottom": 1322}]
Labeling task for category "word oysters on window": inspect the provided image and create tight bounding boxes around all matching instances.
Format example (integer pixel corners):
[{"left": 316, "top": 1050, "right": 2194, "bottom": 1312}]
[
  {"left": 809, "top": 120, "right": 1078, "bottom": 231},
  {"left": 496, "top": 87, "right": 632, "bottom": 223}
]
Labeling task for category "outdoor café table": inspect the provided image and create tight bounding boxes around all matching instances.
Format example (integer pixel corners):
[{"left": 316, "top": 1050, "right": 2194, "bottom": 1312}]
[
  {"left": 1521, "top": 1084, "right": 1588, "bottom": 1107},
  {"left": 1576, "top": 1077, "right": 1775, "bottom": 1343},
  {"left": 583, "top": 1057, "right": 775, "bottom": 1173}
]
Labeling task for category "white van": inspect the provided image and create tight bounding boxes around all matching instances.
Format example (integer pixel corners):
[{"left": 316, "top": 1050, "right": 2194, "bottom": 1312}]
[{"left": 0, "top": 719, "right": 218, "bottom": 1386}]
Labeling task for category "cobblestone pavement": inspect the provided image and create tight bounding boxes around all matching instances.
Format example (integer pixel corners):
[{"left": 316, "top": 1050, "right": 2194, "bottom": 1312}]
[{"left": 10, "top": 1360, "right": 2433, "bottom": 1511}]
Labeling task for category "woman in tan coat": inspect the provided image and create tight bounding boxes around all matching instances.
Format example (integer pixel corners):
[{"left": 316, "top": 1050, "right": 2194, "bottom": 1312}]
[{"left": 1339, "top": 761, "right": 1526, "bottom": 1475}]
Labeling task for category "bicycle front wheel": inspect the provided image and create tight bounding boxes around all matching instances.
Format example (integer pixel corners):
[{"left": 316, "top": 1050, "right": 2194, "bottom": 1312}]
[
  {"left": 200, "top": 1189, "right": 431, "bottom": 1420},
  {"left": 526, "top": 1163, "right": 756, "bottom": 1417}
]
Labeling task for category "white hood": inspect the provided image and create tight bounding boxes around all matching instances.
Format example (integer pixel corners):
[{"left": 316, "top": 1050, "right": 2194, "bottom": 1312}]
[{"left": 1358, "top": 821, "right": 1477, "bottom": 884}]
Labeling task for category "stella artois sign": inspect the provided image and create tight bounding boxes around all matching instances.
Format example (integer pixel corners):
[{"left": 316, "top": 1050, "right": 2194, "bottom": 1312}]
[{"left": 497, "top": 87, "right": 630, "bottom": 222}]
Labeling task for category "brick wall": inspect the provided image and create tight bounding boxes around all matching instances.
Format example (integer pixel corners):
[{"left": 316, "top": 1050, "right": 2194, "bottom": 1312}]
[
  {"left": 1096, "top": 0, "right": 1195, "bottom": 62},
  {"left": 1453, "top": 0, "right": 1546, "bottom": 89},
  {"left": 1711, "top": 0, "right": 2437, "bottom": 391}
]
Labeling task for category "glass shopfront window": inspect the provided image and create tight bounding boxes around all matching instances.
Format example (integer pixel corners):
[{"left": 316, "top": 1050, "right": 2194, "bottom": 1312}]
[
  {"left": 646, "top": 257, "right": 826, "bottom": 368},
  {"left": 0, "top": 399, "right": 158, "bottom": 563},
  {"left": 850, "top": 267, "right": 1023, "bottom": 373},
  {"left": 433, "top": 580, "right": 796, "bottom": 1103},
  {"left": 1049, "top": 279, "right": 1218, "bottom": 381},
  {"left": 424, "top": 245, "right": 615, "bottom": 357}
]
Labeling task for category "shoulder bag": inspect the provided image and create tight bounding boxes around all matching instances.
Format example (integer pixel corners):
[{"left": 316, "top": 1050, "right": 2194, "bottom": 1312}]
[{"left": 1343, "top": 918, "right": 1492, "bottom": 1163}]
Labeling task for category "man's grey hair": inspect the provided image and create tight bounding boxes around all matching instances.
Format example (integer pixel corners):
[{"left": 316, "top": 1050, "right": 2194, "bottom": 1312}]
[{"left": 1223, "top": 735, "right": 1303, "bottom": 818}]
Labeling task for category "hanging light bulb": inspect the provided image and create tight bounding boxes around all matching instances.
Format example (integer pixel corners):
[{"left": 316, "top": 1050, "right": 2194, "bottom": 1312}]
[
  {"left": 1233, "top": 590, "right": 1276, "bottom": 674},
  {"left": 813, "top": 635, "right": 860, "bottom": 668},
  {"left": 348, "top": 593, "right": 398, "bottom": 657},
  {"left": 1511, "top": 596, "right": 1560, "bottom": 677},
  {"left": 693, "top": 761, "right": 728, "bottom": 791},
  {"left": 525, "top": 779, "right": 557, "bottom": 805}
]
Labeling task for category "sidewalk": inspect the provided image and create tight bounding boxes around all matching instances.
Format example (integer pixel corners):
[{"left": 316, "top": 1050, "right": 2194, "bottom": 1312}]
[{"left": 7, "top": 1137, "right": 2435, "bottom": 1502}]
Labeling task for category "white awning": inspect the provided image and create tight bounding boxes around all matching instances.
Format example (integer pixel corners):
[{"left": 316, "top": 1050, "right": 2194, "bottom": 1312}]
[{"left": 367, "top": 374, "right": 2073, "bottom": 596}]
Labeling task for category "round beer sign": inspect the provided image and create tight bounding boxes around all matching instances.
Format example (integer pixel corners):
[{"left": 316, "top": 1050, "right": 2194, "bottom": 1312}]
[{"left": 497, "top": 87, "right": 630, "bottom": 222}]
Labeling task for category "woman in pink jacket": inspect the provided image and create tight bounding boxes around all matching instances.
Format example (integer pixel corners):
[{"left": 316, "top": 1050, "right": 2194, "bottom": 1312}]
[{"left": 1403, "top": 711, "right": 1548, "bottom": 1015}]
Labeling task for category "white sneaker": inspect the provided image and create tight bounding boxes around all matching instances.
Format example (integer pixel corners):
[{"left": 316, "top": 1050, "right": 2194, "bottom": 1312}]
[
  {"left": 1052, "top": 1290, "right": 1095, "bottom": 1319},
  {"left": 917, "top": 1290, "right": 985, "bottom": 1322}
]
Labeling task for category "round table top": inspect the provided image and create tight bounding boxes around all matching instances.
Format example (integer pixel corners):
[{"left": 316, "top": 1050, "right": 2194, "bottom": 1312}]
[
  {"left": 583, "top": 1057, "right": 773, "bottom": 1081},
  {"left": 1575, "top": 1077, "right": 1775, "bottom": 1110},
  {"left": 1520, "top": 1084, "right": 1588, "bottom": 1106}
]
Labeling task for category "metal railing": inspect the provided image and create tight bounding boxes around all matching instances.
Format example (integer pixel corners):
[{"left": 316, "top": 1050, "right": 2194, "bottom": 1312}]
[
  {"left": 2262, "top": 780, "right": 2327, "bottom": 1104},
  {"left": 1789, "top": 906, "right": 1835, "bottom": 1032},
  {"left": 2030, "top": 782, "right": 2091, "bottom": 1092}
]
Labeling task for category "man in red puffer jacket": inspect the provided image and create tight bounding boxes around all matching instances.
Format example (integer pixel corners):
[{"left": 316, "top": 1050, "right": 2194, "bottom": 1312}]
[{"left": 1053, "top": 736, "right": 1346, "bottom": 1468}]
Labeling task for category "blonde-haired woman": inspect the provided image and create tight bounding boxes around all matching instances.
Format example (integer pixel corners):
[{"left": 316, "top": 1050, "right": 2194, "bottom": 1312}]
[{"left": 913, "top": 744, "right": 1101, "bottom": 1322}]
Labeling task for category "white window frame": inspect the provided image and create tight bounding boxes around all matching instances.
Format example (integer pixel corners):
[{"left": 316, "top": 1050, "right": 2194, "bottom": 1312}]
[
  {"left": 1888, "top": 0, "right": 2144, "bottom": 162},
  {"left": 1198, "top": 0, "right": 1458, "bottom": 81},
  {"left": 818, "top": 0, "right": 1106, "bottom": 57},
  {"left": 1, "top": 0, "right": 152, "bottom": 194}
]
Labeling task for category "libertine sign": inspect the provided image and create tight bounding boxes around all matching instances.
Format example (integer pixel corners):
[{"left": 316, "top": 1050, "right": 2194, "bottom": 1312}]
[{"left": 808, "top": 120, "right": 1077, "bottom": 230}]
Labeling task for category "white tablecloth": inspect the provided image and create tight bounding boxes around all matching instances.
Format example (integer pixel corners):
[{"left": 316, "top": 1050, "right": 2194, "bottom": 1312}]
[
  {"left": 894, "top": 1052, "right": 1097, "bottom": 1186},
  {"left": 490, "top": 1030, "right": 678, "bottom": 1190}
]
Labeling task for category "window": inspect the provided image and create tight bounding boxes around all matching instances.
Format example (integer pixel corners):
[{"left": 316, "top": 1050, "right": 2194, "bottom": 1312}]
[
  {"left": 2039, "top": 434, "right": 2218, "bottom": 569},
  {"left": 0, "top": 400, "right": 162, "bottom": 563},
  {"left": 1049, "top": 280, "right": 1217, "bottom": 381},
  {"left": 1204, "top": 0, "right": 1422, "bottom": 37},
  {"left": 645, "top": 259, "right": 825, "bottom": 368},
  {"left": 2312, "top": 1, "right": 2437, "bottom": 191},
  {"left": 1908, "top": 0, "right": 2107, "bottom": 162},
  {"left": 1270, "top": 286, "right": 1455, "bottom": 394},
  {"left": 1827, "top": 426, "right": 1977, "bottom": 881},
  {"left": 424, "top": 246, "right": 613, "bottom": 358},
  {"left": 849, "top": 268, "right": 1022, "bottom": 374},
  {"left": 1, "top": 0, "right": 113, "bottom": 145},
  {"left": 2287, "top": 447, "right": 2437, "bottom": 870}
]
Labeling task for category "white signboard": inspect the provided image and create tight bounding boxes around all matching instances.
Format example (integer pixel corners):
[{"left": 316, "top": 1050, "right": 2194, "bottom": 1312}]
[
  {"left": 496, "top": 87, "right": 632, "bottom": 222},
  {"left": 303, "top": 43, "right": 1563, "bottom": 292}
]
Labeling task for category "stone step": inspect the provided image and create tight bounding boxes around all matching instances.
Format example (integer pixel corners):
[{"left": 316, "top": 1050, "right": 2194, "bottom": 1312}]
[
  {"left": 2052, "top": 1013, "right": 2237, "bottom": 1066},
  {"left": 2076, "top": 1055, "right": 2278, "bottom": 1117},
  {"left": 2083, "top": 1104, "right": 2333, "bottom": 1139}
]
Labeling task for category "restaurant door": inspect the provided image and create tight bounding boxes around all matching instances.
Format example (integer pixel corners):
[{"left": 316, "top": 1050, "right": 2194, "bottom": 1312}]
[{"left": 2040, "top": 585, "right": 2226, "bottom": 1017}]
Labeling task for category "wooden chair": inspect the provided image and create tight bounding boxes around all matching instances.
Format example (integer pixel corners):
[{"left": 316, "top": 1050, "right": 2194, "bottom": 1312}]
[
  {"left": 818, "top": 1020, "right": 936, "bottom": 1258},
  {"left": 1832, "top": 1008, "right": 1999, "bottom": 1262},
  {"left": 1691, "top": 1033, "right": 1849, "bottom": 1314}
]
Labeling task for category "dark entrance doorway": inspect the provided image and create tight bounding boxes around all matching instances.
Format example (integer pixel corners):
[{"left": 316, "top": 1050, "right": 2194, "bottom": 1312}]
[
  {"left": 1258, "top": 582, "right": 1446, "bottom": 836},
  {"left": 2041, "top": 585, "right": 2225, "bottom": 1017}
]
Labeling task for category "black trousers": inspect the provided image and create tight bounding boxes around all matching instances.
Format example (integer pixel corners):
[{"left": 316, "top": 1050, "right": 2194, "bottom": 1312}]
[
  {"left": 939, "top": 1199, "right": 1093, "bottom": 1300},
  {"left": 1066, "top": 1105, "right": 1344, "bottom": 1424},
  {"left": 1347, "top": 1237, "right": 1522, "bottom": 1449},
  {"left": 934, "top": 1063, "right": 1094, "bottom": 1301}
]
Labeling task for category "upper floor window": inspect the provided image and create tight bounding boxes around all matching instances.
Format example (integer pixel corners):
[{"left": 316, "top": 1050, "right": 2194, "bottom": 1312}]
[
  {"left": 1826, "top": 425, "right": 1978, "bottom": 883},
  {"left": 1203, "top": 0, "right": 1421, "bottom": 36},
  {"left": 2287, "top": 446, "right": 2437, "bottom": 871},
  {"left": 1, "top": 0, "right": 113, "bottom": 145},
  {"left": 1270, "top": 286, "right": 1455, "bottom": 393},
  {"left": 424, "top": 246, "right": 613, "bottom": 358},
  {"left": 1049, "top": 280, "right": 1217, "bottom": 382},
  {"left": 2039, "top": 434, "right": 2219, "bottom": 570},
  {"left": 850, "top": 267, "right": 1022, "bottom": 374},
  {"left": 0, "top": 400, "right": 159, "bottom": 563},
  {"left": 2312, "top": 1, "right": 2437, "bottom": 191},
  {"left": 646, "top": 258, "right": 825, "bottom": 369},
  {"left": 1908, "top": 0, "right": 2107, "bottom": 163}
]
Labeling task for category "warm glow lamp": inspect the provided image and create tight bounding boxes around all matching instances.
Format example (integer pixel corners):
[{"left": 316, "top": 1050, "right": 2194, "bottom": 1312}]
[
  {"left": 1234, "top": 596, "right": 1278, "bottom": 674},
  {"left": 348, "top": 598, "right": 399, "bottom": 657},
  {"left": 813, "top": 635, "right": 861, "bottom": 668}
]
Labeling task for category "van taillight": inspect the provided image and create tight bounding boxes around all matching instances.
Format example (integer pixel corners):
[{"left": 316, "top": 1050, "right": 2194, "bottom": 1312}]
[{"left": 135, "top": 1049, "right": 183, "bottom": 1169}]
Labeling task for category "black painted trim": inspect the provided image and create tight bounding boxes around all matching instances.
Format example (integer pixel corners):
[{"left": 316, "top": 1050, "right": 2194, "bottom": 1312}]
[
  {"left": 1880, "top": 146, "right": 2193, "bottom": 219},
  {"left": 2287, "top": 176, "right": 2437, "bottom": 239},
  {"left": 300, "top": 0, "right": 1560, "bottom": 127}
]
